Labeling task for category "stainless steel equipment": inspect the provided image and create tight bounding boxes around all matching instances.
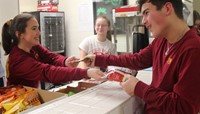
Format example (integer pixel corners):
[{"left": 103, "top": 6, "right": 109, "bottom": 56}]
[
  {"left": 29, "top": 11, "right": 66, "bottom": 55},
  {"left": 112, "top": 6, "right": 149, "bottom": 54}
]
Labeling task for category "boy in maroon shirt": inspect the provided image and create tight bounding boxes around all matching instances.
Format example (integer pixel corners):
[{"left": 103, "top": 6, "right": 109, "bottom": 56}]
[{"left": 83, "top": 0, "right": 200, "bottom": 113}]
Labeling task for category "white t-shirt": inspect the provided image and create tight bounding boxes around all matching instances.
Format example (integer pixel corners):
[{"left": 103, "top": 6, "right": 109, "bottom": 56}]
[{"left": 79, "top": 35, "right": 117, "bottom": 55}]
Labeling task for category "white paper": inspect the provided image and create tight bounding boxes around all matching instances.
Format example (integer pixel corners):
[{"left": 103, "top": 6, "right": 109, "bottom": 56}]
[{"left": 78, "top": 4, "right": 94, "bottom": 32}]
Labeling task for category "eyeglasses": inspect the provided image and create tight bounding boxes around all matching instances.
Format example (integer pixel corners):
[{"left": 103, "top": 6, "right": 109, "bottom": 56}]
[{"left": 95, "top": 24, "right": 108, "bottom": 28}]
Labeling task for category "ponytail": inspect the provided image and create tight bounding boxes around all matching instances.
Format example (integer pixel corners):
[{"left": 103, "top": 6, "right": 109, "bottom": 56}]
[
  {"left": 2, "top": 13, "right": 34, "bottom": 55},
  {"left": 2, "top": 20, "right": 13, "bottom": 55},
  {"left": 106, "top": 30, "right": 112, "bottom": 41}
]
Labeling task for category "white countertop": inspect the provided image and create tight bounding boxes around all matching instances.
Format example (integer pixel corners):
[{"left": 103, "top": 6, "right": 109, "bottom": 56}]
[
  {"left": 22, "top": 70, "right": 152, "bottom": 114},
  {"left": 22, "top": 81, "right": 143, "bottom": 114},
  {"left": 136, "top": 68, "right": 152, "bottom": 85}
]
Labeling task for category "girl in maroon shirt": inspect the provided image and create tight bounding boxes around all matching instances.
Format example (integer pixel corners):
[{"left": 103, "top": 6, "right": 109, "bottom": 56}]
[{"left": 1, "top": 13, "right": 104, "bottom": 88}]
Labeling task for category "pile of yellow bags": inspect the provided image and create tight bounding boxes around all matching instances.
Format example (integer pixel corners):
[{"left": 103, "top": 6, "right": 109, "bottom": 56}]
[{"left": 0, "top": 85, "right": 41, "bottom": 114}]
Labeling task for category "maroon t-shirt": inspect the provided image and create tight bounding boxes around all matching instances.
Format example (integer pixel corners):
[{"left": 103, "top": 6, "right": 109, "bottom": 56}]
[
  {"left": 7, "top": 45, "right": 88, "bottom": 88},
  {"left": 95, "top": 28, "right": 200, "bottom": 114}
]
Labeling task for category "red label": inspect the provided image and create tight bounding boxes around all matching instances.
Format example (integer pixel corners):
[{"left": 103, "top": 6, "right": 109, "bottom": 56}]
[{"left": 107, "top": 71, "right": 124, "bottom": 82}]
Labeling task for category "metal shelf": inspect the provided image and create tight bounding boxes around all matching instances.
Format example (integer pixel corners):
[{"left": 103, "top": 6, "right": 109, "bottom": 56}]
[{"left": 112, "top": 6, "right": 142, "bottom": 53}]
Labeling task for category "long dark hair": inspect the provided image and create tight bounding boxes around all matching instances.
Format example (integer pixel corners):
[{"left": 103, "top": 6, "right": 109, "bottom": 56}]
[
  {"left": 2, "top": 13, "right": 34, "bottom": 55},
  {"left": 137, "top": 0, "right": 184, "bottom": 19},
  {"left": 96, "top": 16, "right": 112, "bottom": 41}
]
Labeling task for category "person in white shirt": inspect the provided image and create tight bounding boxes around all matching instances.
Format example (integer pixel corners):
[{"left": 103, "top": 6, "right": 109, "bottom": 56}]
[{"left": 78, "top": 16, "right": 117, "bottom": 69}]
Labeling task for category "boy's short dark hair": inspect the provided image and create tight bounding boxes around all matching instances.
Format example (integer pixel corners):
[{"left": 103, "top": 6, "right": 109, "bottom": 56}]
[
  {"left": 137, "top": 0, "right": 183, "bottom": 19},
  {"left": 193, "top": 10, "right": 200, "bottom": 24}
]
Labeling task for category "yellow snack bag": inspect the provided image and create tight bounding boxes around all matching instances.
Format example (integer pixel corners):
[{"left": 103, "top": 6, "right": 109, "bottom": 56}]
[
  {"left": 3, "top": 98, "right": 25, "bottom": 114},
  {"left": 23, "top": 89, "right": 41, "bottom": 107}
]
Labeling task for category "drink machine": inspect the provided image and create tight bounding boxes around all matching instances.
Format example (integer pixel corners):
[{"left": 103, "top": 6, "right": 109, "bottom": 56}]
[{"left": 132, "top": 25, "right": 149, "bottom": 53}]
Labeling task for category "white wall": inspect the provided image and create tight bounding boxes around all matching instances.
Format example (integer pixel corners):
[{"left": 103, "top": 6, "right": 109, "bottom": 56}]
[
  {"left": 193, "top": 0, "right": 200, "bottom": 12},
  {"left": 59, "top": 0, "right": 94, "bottom": 57},
  {"left": 0, "top": 0, "right": 19, "bottom": 42},
  {"left": 128, "top": 0, "right": 137, "bottom": 5},
  {"left": 19, "top": 0, "right": 37, "bottom": 13}
]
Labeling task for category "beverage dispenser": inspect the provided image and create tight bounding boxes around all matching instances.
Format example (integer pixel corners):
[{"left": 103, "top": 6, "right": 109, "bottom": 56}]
[{"left": 132, "top": 25, "right": 149, "bottom": 53}]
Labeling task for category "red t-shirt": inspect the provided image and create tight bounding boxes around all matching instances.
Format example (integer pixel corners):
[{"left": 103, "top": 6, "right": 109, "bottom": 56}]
[
  {"left": 7, "top": 45, "right": 88, "bottom": 88},
  {"left": 95, "top": 28, "right": 200, "bottom": 114}
]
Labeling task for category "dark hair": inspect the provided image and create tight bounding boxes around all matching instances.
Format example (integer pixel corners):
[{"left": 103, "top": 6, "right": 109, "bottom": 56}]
[
  {"left": 137, "top": 0, "right": 184, "bottom": 19},
  {"left": 193, "top": 10, "right": 200, "bottom": 25},
  {"left": 2, "top": 13, "right": 34, "bottom": 55},
  {"left": 96, "top": 16, "right": 112, "bottom": 41}
]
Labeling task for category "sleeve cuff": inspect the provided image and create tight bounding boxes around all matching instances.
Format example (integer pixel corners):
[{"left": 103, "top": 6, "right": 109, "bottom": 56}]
[
  {"left": 95, "top": 55, "right": 107, "bottom": 68},
  {"left": 80, "top": 68, "right": 90, "bottom": 79},
  {"left": 134, "top": 81, "right": 149, "bottom": 99},
  {"left": 64, "top": 58, "right": 67, "bottom": 67}
]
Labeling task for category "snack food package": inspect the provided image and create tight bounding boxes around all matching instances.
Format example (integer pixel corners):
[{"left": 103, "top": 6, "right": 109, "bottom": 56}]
[
  {"left": 102, "top": 66, "right": 137, "bottom": 82},
  {"left": 107, "top": 66, "right": 137, "bottom": 76},
  {"left": 0, "top": 85, "right": 41, "bottom": 114},
  {"left": 106, "top": 70, "right": 127, "bottom": 82}
]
